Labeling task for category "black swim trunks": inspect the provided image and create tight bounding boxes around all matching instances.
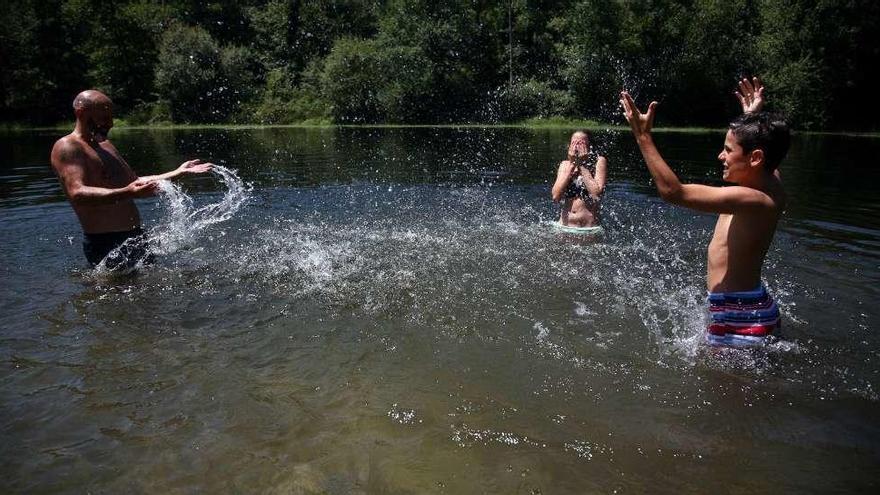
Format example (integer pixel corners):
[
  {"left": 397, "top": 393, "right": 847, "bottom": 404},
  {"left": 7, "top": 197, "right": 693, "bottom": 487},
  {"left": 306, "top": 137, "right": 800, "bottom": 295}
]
[{"left": 82, "top": 227, "right": 154, "bottom": 270}]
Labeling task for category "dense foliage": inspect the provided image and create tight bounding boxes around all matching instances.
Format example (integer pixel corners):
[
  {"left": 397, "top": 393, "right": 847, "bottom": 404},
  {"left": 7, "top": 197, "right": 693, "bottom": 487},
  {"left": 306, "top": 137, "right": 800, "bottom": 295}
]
[{"left": 2, "top": 0, "right": 878, "bottom": 130}]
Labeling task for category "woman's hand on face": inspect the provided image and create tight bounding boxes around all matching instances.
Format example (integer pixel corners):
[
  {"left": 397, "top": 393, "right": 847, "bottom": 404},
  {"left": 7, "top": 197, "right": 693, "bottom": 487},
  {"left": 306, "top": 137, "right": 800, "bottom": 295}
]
[
  {"left": 568, "top": 138, "right": 588, "bottom": 160},
  {"left": 561, "top": 160, "right": 578, "bottom": 179}
]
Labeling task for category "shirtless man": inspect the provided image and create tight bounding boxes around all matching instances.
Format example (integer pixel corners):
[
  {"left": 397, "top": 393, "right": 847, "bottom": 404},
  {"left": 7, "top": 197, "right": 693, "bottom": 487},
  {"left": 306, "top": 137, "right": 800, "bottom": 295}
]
[
  {"left": 620, "top": 78, "right": 790, "bottom": 346},
  {"left": 50, "top": 89, "right": 213, "bottom": 270},
  {"left": 551, "top": 131, "right": 608, "bottom": 232}
]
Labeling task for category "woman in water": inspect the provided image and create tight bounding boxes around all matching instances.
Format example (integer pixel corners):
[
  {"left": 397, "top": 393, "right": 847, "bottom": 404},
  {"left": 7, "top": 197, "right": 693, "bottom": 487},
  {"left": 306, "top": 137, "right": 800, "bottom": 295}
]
[{"left": 550, "top": 131, "right": 608, "bottom": 233}]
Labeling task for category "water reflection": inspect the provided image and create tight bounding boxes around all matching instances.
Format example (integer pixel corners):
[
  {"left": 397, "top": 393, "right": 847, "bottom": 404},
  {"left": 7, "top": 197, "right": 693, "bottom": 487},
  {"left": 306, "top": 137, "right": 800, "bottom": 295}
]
[{"left": 4, "top": 127, "right": 880, "bottom": 229}]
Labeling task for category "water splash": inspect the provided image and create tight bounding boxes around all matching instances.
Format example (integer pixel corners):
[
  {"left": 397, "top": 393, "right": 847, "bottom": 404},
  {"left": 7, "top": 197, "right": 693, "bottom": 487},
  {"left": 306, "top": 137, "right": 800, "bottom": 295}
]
[
  {"left": 152, "top": 165, "right": 252, "bottom": 254},
  {"left": 94, "top": 165, "right": 251, "bottom": 273}
]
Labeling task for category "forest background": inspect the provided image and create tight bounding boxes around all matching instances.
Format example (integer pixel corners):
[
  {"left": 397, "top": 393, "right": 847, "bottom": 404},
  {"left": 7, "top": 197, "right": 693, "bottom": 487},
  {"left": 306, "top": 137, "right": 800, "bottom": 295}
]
[{"left": 2, "top": 0, "right": 878, "bottom": 130}]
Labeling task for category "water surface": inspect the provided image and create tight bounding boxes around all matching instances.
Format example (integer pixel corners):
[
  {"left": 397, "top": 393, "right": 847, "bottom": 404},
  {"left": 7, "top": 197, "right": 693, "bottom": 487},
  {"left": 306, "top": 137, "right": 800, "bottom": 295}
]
[{"left": 1, "top": 128, "right": 878, "bottom": 493}]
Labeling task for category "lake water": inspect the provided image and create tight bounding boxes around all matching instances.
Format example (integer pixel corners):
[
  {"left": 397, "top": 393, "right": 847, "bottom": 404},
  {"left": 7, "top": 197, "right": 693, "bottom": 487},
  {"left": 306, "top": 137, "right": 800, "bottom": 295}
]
[{"left": 1, "top": 127, "right": 878, "bottom": 493}]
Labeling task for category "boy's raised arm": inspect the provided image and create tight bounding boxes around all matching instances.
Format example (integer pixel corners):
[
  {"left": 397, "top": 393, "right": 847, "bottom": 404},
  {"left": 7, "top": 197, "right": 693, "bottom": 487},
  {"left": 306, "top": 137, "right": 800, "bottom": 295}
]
[
  {"left": 619, "top": 91, "right": 773, "bottom": 214},
  {"left": 735, "top": 77, "right": 765, "bottom": 114},
  {"left": 619, "top": 92, "right": 681, "bottom": 200}
]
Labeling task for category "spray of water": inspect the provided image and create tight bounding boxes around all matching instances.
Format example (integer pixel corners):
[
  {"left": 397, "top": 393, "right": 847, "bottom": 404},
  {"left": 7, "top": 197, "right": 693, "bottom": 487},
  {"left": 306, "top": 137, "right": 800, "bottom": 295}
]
[
  {"left": 152, "top": 165, "right": 252, "bottom": 254},
  {"left": 94, "top": 165, "right": 251, "bottom": 273}
]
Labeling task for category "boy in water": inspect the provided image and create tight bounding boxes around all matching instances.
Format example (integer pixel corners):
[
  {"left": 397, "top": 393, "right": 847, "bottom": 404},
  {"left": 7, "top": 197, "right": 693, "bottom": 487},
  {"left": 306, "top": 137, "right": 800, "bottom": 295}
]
[{"left": 619, "top": 78, "right": 790, "bottom": 347}]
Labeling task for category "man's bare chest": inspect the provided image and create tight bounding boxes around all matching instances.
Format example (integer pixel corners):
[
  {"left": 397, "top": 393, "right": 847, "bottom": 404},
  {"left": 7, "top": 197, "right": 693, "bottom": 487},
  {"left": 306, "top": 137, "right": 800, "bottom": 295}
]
[{"left": 83, "top": 145, "right": 132, "bottom": 187}]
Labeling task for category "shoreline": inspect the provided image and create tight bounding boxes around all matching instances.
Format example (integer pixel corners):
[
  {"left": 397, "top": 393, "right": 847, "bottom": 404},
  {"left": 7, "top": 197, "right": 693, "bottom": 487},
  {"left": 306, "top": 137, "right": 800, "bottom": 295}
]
[{"left": 1, "top": 121, "right": 877, "bottom": 137}]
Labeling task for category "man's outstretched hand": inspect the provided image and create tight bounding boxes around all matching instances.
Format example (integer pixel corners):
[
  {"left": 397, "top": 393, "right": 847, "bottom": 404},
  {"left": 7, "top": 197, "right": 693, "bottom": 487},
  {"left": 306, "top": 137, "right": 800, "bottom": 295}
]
[
  {"left": 620, "top": 91, "right": 657, "bottom": 140},
  {"left": 177, "top": 159, "right": 214, "bottom": 174},
  {"left": 126, "top": 179, "right": 159, "bottom": 198},
  {"left": 735, "top": 77, "right": 764, "bottom": 114}
]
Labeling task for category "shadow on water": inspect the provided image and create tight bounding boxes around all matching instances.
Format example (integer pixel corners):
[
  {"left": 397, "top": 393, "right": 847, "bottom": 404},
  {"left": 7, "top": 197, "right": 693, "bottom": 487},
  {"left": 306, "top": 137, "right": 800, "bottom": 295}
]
[{"left": 1, "top": 128, "right": 879, "bottom": 493}]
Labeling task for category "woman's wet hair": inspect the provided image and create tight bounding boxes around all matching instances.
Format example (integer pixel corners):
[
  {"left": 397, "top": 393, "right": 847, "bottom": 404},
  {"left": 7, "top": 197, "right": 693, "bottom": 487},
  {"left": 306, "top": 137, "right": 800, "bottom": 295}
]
[
  {"left": 729, "top": 112, "right": 790, "bottom": 171},
  {"left": 571, "top": 129, "right": 591, "bottom": 141}
]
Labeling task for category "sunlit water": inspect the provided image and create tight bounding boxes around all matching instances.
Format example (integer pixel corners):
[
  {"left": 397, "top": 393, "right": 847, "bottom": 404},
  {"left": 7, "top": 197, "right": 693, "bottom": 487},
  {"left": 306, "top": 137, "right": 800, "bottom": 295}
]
[{"left": 1, "top": 128, "right": 878, "bottom": 493}]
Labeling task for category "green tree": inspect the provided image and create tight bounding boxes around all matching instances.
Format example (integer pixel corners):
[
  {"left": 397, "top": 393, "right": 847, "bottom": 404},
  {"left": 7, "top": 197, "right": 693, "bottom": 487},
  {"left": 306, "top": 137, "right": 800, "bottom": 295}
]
[
  {"left": 375, "top": 0, "right": 505, "bottom": 122},
  {"left": 320, "top": 37, "right": 386, "bottom": 123},
  {"left": 554, "top": 0, "right": 628, "bottom": 119},
  {"left": 249, "top": 65, "right": 330, "bottom": 124},
  {"left": 756, "top": 0, "right": 831, "bottom": 128},
  {"left": 507, "top": 0, "right": 572, "bottom": 83},
  {"left": 61, "top": 0, "right": 173, "bottom": 113},
  {"left": 495, "top": 78, "right": 575, "bottom": 120},
  {"left": 372, "top": 44, "right": 434, "bottom": 122},
  {"left": 248, "top": 0, "right": 380, "bottom": 75},
  {"left": 756, "top": 0, "right": 880, "bottom": 130},
  {"left": 164, "top": 0, "right": 262, "bottom": 46},
  {"left": 660, "top": 0, "right": 756, "bottom": 126},
  {"left": 0, "top": 0, "right": 89, "bottom": 123},
  {"left": 2, "top": 0, "right": 879, "bottom": 129},
  {"left": 155, "top": 24, "right": 257, "bottom": 123}
]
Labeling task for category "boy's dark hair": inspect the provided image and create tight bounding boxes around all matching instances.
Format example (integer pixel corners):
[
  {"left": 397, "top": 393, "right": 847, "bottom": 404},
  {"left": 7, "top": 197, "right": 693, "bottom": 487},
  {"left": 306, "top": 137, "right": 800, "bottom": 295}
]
[{"left": 728, "top": 112, "right": 790, "bottom": 172}]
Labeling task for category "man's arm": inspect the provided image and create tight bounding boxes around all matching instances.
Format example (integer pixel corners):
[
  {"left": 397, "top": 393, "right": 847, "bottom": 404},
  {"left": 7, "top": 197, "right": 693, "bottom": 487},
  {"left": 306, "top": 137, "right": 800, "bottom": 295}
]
[
  {"left": 138, "top": 159, "right": 213, "bottom": 182},
  {"left": 51, "top": 140, "right": 157, "bottom": 205},
  {"left": 619, "top": 92, "right": 773, "bottom": 214}
]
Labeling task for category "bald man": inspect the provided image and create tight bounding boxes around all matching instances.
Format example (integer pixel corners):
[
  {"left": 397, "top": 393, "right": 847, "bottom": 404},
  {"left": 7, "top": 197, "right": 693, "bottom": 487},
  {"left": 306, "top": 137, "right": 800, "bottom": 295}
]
[{"left": 51, "top": 90, "right": 213, "bottom": 270}]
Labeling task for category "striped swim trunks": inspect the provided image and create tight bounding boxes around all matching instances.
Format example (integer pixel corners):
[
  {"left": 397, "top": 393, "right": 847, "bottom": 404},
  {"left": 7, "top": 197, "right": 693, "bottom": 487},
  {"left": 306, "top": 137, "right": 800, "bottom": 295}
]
[{"left": 706, "top": 284, "right": 780, "bottom": 347}]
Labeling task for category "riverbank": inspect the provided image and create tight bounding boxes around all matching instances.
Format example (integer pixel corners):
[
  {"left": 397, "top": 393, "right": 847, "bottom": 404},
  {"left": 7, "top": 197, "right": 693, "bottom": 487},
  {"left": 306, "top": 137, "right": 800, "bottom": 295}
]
[{"left": 2, "top": 118, "right": 878, "bottom": 137}]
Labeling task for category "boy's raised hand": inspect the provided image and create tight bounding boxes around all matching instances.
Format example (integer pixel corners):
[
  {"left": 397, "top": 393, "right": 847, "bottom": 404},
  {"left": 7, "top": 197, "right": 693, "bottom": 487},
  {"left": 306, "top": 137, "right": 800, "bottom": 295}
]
[
  {"left": 620, "top": 91, "right": 658, "bottom": 139},
  {"left": 735, "top": 77, "right": 765, "bottom": 113}
]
